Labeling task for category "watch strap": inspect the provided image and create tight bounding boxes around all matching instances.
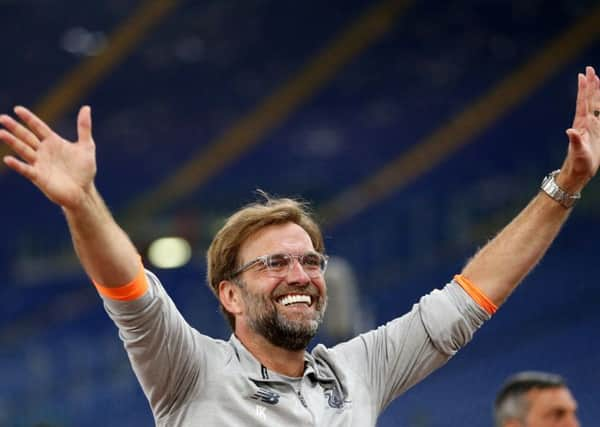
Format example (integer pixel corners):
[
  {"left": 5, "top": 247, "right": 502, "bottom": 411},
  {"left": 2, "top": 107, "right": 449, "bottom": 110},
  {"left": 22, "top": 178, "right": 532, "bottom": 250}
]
[{"left": 540, "top": 169, "right": 581, "bottom": 209}]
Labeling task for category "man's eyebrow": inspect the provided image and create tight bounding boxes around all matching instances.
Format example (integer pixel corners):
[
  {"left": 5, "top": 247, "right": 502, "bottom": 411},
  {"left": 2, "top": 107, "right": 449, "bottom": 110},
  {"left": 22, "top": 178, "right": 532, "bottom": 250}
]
[{"left": 545, "top": 405, "right": 577, "bottom": 417}]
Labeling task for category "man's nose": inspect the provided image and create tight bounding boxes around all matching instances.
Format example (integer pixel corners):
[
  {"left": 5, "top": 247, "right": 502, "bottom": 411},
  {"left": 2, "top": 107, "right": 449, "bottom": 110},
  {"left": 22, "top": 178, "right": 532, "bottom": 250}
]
[
  {"left": 287, "top": 258, "right": 311, "bottom": 283},
  {"left": 564, "top": 414, "right": 580, "bottom": 427}
]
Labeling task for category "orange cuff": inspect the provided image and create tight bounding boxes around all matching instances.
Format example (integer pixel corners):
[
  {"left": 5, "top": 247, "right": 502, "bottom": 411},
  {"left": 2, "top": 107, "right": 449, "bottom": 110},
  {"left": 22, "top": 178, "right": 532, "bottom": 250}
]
[
  {"left": 454, "top": 274, "right": 498, "bottom": 315},
  {"left": 93, "top": 262, "right": 149, "bottom": 301}
]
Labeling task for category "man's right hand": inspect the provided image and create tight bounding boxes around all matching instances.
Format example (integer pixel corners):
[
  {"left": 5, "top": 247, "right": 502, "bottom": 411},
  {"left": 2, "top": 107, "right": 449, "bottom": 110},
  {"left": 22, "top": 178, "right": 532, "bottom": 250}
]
[
  {"left": 2, "top": 105, "right": 140, "bottom": 286},
  {"left": 0, "top": 105, "right": 97, "bottom": 210}
]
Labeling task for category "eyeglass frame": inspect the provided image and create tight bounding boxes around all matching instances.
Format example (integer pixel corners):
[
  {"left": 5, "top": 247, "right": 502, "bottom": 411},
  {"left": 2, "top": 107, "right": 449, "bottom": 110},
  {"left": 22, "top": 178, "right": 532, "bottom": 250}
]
[{"left": 229, "top": 252, "right": 329, "bottom": 279}]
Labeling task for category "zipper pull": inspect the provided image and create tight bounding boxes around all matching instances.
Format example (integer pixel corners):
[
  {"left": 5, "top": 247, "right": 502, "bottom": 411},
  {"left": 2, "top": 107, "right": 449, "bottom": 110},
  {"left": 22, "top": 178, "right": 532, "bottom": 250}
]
[{"left": 297, "top": 390, "right": 308, "bottom": 408}]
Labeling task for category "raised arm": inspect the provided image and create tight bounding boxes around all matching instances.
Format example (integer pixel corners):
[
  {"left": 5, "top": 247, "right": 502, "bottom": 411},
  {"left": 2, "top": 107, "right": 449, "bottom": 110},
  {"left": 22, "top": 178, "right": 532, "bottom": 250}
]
[
  {"left": 461, "top": 66, "right": 600, "bottom": 306},
  {"left": 0, "top": 106, "right": 139, "bottom": 286}
]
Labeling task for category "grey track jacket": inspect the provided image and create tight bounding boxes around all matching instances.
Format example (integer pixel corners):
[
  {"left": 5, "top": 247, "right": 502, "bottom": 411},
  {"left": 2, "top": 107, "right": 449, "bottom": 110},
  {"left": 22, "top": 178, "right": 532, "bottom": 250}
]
[{"left": 102, "top": 270, "right": 489, "bottom": 426}]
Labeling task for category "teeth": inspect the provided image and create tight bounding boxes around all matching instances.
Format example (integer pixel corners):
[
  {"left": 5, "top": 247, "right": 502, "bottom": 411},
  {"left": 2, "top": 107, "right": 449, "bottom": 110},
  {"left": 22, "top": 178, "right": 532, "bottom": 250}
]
[{"left": 278, "top": 294, "right": 311, "bottom": 306}]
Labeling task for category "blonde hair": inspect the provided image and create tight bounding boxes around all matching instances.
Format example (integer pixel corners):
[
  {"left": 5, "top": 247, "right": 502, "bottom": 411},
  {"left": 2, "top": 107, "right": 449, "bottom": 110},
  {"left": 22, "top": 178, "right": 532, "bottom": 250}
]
[{"left": 206, "top": 193, "right": 325, "bottom": 329}]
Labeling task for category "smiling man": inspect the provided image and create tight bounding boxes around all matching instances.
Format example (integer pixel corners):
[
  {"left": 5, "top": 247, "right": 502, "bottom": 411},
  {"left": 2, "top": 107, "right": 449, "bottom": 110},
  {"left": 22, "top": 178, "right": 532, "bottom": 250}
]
[
  {"left": 1, "top": 66, "right": 600, "bottom": 426},
  {"left": 215, "top": 220, "right": 328, "bottom": 362},
  {"left": 494, "top": 372, "right": 580, "bottom": 427}
]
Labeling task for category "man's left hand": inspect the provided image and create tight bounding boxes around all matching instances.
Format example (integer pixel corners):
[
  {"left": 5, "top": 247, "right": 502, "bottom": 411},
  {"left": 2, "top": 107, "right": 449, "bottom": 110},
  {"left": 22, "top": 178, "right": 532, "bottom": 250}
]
[{"left": 560, "top": 65, "right": 600, "bottom": 192}]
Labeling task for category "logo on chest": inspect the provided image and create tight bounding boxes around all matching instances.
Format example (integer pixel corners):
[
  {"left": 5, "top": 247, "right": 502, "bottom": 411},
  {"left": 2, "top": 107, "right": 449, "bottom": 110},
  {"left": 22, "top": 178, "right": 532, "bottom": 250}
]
[
  {"left": 322, "top": 383, "right": 345, "bottom": 409},
  {"left": 250, "top": 387, "right": 280, "bottom": 405}
]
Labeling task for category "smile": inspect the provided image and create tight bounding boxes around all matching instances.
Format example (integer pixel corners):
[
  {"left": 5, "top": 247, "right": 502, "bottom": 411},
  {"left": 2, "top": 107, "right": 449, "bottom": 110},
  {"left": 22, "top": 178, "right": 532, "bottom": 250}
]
[{"left": 276, "top": 294, "right": 313, "bottom": 306}]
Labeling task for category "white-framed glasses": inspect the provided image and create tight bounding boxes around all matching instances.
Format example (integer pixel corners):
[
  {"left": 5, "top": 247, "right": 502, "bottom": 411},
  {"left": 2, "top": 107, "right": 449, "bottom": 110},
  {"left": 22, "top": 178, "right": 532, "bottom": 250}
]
[{"left": 230, "top": 252, "right": 329, "bottom": 279}]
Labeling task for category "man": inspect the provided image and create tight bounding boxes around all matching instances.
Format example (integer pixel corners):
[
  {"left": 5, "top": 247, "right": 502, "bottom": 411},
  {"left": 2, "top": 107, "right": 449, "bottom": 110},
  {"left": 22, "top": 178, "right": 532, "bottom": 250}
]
[
  {"left": 0, "top": 66, "right": 598, "bottom": 425},
  {"left": 494, "top": 371, "right": 579, "bottom": 427}
]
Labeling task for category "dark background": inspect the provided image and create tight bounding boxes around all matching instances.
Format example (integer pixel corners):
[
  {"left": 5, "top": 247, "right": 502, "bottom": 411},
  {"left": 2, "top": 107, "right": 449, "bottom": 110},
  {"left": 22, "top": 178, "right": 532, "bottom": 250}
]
[{"left": 0, "top": 0, "right": 598, "bottom": 425}]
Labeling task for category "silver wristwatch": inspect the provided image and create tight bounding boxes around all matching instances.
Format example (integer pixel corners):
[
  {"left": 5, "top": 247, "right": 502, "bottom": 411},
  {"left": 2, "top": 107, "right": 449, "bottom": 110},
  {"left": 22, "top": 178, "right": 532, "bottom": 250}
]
[{"left": 540, "top": 169, "right": 581, "bottom": 209}]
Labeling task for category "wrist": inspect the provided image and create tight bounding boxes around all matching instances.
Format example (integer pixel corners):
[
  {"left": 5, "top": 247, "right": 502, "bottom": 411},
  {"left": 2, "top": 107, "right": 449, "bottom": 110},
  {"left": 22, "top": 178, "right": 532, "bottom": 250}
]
[
  {"left": 62, "top": 183, "right": 101, "bottom": 216},
  {"left": 554, "top": 169, "right": 590, "bottom": 194},
  {"left": 540, "top": 169, "right": 581, "bottom": 209}
]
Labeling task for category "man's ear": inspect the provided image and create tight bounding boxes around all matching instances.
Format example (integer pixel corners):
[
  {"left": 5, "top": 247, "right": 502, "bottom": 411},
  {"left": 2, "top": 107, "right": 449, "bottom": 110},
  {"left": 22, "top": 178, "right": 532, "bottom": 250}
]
[{"left": 219, "top": 280, "right": 243, "bottom": 315}]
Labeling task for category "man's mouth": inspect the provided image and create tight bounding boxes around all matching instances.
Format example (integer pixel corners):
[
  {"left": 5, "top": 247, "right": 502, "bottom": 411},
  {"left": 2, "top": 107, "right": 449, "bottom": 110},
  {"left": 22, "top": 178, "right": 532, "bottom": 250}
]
[{"left": 276, "top": 294, "right": 313, "bottom": 307}]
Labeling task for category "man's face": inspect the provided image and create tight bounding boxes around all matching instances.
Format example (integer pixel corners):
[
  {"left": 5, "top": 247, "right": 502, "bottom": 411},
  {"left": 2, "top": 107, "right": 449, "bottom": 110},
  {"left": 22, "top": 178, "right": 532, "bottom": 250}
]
[
  {"left": 234, "top": 222, "right": 327, "bottom": 350},
  {"left": 523, "top": 386, "right": 579, "bottom": 427}
]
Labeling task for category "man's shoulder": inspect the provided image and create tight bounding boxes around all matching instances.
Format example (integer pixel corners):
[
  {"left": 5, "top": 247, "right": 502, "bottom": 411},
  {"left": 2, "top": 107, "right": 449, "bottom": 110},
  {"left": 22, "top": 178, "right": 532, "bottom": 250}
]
[{"left": 310, "top": 340, "right": 356, "bottom": 372}]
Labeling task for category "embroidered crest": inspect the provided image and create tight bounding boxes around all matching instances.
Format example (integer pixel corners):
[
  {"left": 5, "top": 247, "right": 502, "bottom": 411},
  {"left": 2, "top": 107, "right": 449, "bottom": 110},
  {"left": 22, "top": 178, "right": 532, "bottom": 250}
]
[
  {"left": 322, "top": 383, "right": 345, "bottom": 409},
  {"left": 324, "top": 389, "right": 345, "bottom": 409}
]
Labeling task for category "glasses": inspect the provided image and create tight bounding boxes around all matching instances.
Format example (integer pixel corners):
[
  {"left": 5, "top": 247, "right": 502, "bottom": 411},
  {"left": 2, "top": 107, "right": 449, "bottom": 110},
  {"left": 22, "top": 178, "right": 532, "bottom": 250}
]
[{"left": 230, "top": 252, "right": 329, "bottom": 279}]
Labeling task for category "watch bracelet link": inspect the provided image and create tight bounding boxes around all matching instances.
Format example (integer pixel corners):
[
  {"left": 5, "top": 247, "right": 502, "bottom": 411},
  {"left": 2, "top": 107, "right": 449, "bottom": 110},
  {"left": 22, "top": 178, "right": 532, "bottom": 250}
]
[{"left": 540, "top": 169, "right": 581, "bottom": 209}]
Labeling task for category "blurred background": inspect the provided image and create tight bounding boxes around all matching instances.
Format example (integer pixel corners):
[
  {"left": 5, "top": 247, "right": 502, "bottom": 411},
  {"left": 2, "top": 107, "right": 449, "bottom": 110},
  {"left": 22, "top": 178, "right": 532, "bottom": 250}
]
[{"left": 1, "top": 0, "right": 599, "bottom": 425}]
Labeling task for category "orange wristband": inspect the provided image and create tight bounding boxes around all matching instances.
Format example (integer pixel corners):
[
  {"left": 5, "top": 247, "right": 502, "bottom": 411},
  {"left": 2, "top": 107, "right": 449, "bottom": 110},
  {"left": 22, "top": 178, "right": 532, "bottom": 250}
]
[
  {"left": 93, "top": 262, "right": 148, "bottom": 301},
  {"left": 454, "top": 274, "right": 498, "bottom": 315}
]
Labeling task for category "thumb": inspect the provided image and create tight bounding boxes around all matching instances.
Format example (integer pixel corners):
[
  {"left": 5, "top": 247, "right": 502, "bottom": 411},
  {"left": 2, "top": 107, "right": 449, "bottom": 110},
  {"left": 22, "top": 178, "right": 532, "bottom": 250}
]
[
  {"left": 566, "top": 128, "right": 583, "bottom": 148},
  {"left": 77, "top": 105, "right": 93, "bottom": 143}
]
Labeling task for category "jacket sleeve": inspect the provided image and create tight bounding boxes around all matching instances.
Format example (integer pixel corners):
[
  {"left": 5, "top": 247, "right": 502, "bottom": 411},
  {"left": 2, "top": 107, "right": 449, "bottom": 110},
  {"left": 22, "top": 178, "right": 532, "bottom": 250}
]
[
  {"left": 100, "top": 268, "right": 221, "bottom": 419},
  {"left": 329, "top": 280, "right": 490, "bottom": 413}
]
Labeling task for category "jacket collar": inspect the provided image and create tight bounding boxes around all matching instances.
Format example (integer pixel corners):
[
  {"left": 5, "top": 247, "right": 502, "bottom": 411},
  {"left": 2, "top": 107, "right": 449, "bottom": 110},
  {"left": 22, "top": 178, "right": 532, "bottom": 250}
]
[{"left": 228, "top": 334, "right": 335, "bottom": 383}]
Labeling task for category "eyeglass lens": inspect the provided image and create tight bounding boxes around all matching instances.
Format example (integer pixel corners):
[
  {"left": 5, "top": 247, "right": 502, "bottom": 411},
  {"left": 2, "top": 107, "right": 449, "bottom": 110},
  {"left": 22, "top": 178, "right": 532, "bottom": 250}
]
[{"left": 265, "top": 253, "right": 325, "bottom": 277}]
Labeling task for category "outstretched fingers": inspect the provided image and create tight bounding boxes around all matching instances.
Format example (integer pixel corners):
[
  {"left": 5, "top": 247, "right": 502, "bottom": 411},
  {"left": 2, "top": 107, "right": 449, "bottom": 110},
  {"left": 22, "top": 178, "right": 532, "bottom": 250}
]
[
  {"left": 77, "top": 105, "right": 93, "bottom": 144},
  {"left": 587, "top": 67, "right": 600, "bottom": 117},
  {"left": 572, "top": 67, "right": 600, "bottom": 127},
  {"left": 586, "top": 66, "right": 597, "bottom": 86},
  {"left": 0, "top": 114, "right": 41, "bottom": 150},
  {"left": 3, "top": 155, "right": 37, "bottom": 182},
  {"left": 589, "top": 66, "right": 600, "bottom": 89},
  {"left": 586, "top": 67, "right": 595, "bottom": 115},
  {"left": 583, "top": 66, "right": 600, "bottom": 118},
  {"left": 0, "top": 129, "right": 37, "bottom": 163},
  {"left": 566, "top": 128, "right": 583, "bottom": 150},
  {"left": 13, "top": 106, "right": 54, "bottom": 141},
  {"left": 574, "top": 73, "right": 587, "bottom": 120}
]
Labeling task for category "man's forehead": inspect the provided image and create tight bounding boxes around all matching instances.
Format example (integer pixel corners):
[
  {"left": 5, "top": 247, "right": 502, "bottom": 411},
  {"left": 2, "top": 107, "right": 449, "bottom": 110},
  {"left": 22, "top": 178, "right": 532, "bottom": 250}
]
[
  {"left": 240, "top": 222, "right": 314, "bottom": 256},
  {"left": 527, "top": 386, "right": 578, "bottom": 411}
]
